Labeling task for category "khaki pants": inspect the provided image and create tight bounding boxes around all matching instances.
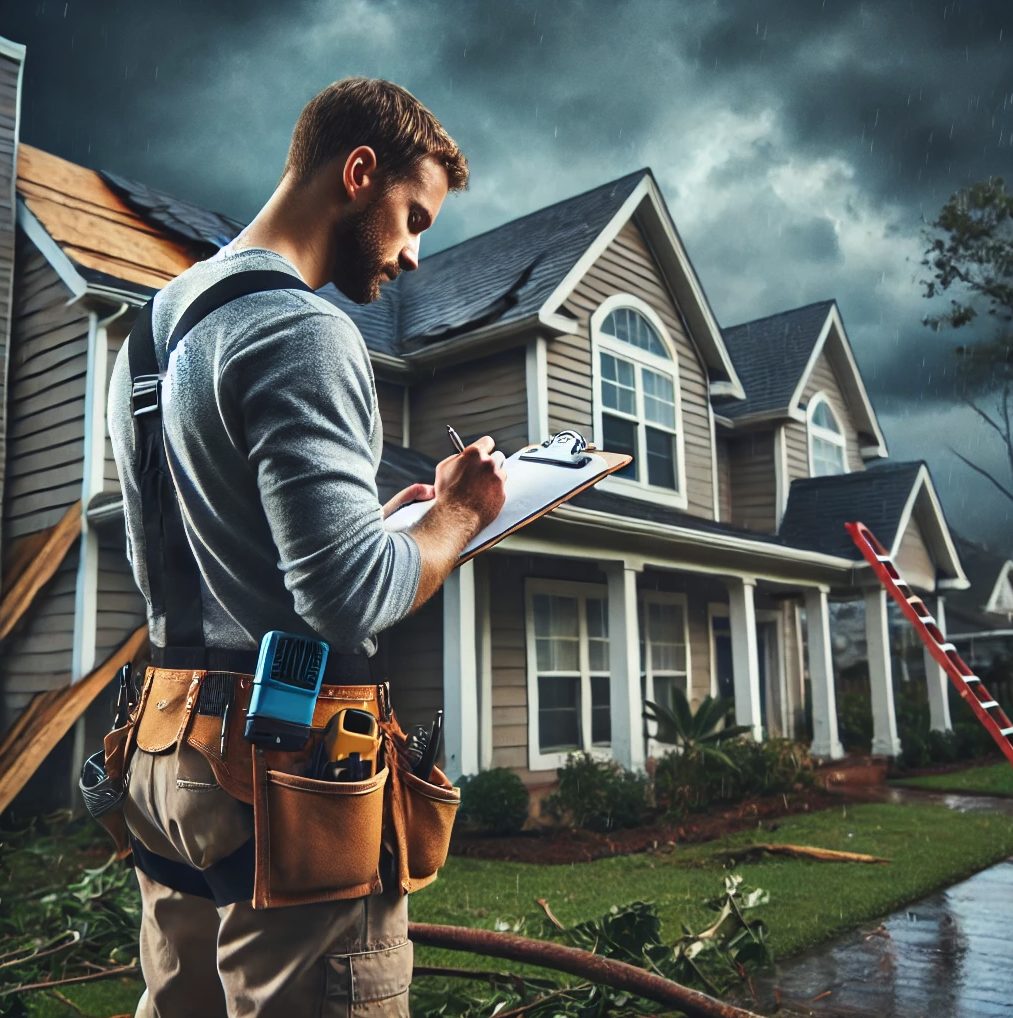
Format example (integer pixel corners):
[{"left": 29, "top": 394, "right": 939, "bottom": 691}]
[{"left": 124, "top": 742, "right": 412, "bottom": 1018}]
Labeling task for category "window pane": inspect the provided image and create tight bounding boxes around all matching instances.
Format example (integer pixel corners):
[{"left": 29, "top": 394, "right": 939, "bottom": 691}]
[
  {"left": 811, "top": 399, "right": 840, "bottom": 433},
  {"left": 647, "top": 601, "right": 687, "bottom": 673},
  {"left": 642, "top": 369, "right": 676, "bottom": 429},
  {"left": 538, "top": 676, "right": 581, "bottom": 751},
  {"left": 813, "top": 436, "right": 846, "bottom": 476},
  {"left": 602, "top": 308, "right": 669, "bottom": 359},
  {"left": 600, "top": 353, "right": 636, "bottom": 415},
  {"left": 652, "top": 676, "right": 686, "bottom": 718},
  {"left": 603, "top": 414, "right": 638, "bottom": 479},
  {"left": 590, "top": 675, "right": 611, "bottom": 745},
  {"left": 646, "top": 427, "right": 677, "bottom": 489},
  {"left": 533, "top": 594, "right": 580, "bottom": 671},
  {"left": 586, "top": 598, "right": 610, "bottom": 672}
]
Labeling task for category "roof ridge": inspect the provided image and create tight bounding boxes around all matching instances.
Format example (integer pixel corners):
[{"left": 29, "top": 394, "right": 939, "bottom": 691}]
[
  {"left": 723, "top": 297, "right": 836, "bottom": 334},
  {"left": 416, "top": 167, "right": 649, "bottom": 267}
]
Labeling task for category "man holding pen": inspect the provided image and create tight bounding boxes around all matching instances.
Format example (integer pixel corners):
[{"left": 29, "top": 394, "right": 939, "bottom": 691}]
[{"left": 109, "top": 77, "right": 505, "bottom": 1017}]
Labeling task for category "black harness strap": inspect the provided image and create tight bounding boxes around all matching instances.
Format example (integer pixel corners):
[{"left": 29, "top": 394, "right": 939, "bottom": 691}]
[
  {"left": 126, "top": 270, "right": 313, "bottom": 651},
  {"left": 131, "top": 835, "right": 256, "bottom": 907}
]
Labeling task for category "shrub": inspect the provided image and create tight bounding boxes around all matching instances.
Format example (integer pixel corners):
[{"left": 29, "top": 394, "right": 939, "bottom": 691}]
[
  {"left": 457, "top": 768, "right": 530, "bottom": 835},
  {"left": 542, "top": 753, "right": 652, "bottom": 832}
]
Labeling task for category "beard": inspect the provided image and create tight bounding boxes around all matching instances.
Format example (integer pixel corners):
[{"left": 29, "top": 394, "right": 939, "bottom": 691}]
[{"left": 330, "top": 198, "right": 398, "bottom": 305}]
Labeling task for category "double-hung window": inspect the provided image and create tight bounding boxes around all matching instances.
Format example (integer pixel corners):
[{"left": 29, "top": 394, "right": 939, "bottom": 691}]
[
  {"left": 639, "top": 592, "right": 690, "bottom": 747},
  {"left": 525, "top": 580, "right": 610, "bottom": 770},
  {"left": 593, "top": 297, "right": 686, "bottom": 507},
  {"left": 807, "top": 393, "right": 848, "bottom": 477}
]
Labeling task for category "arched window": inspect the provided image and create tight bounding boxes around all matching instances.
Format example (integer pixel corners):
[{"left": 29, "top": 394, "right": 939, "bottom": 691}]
[
  {"left": 808, "top": 394, "right": 847, "bottom": 477},
  {"left": 593, "top": 298, "right": 684, "bottom": 501}
]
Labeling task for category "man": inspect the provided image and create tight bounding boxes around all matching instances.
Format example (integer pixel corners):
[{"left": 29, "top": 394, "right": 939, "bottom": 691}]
[{"left": 108, "top": 77, "right": 506, "bottom": 1017}]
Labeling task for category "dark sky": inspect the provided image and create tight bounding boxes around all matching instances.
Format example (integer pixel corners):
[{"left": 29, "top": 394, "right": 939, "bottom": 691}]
[{"left": 4, "top": 0, "right": 1013, "bottom": 551}]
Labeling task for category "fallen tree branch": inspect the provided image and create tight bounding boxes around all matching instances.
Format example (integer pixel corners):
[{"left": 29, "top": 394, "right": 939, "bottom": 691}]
[
  {"left": 0, "top": 964, "right": 139, "bottom": 997},
  {"left": 714, "top": 843, "right": 890, "bottom": 865},
  {"left": 535, "top": 897, "right": 566, "bottom": 931},
  {"left": 408, "top": 922, "right": 763, "bottom": 1018}
]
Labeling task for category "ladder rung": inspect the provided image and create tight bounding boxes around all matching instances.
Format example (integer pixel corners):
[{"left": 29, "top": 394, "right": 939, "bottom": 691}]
[
  {"left": 964, "top": 676, "right": 981, "bottom": 683},
  {"left": 1000, "top": 727, "right": 1013, "bottom": 737},
  {"left": 978, "top": 700, "right": 999, "bottom": 709}
]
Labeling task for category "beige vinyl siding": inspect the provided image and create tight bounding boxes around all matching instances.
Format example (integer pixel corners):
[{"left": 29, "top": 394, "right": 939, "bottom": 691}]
[
  {"left": 552, "top": 219, "right": 714, "bottom": 518},
  {"left": 0, "top": 47, "right": 21, "bottom": 562},
  {"left": 715, "top": 436, "right": 732, "bottom": 523},
  {"left": 785, "top": 351, "right": 864, "bottom": 483},
  {"left": 408, "top": 348, "right": 528, "bottom": 461},
  {"left": 727, "top": 431, "right": 776, "bottom": 533},
  {"left": 3, "top": 242, "right": 87, "bottom": 540},
  {"left": 896, "top": 515, "right": 936, "bottom": 592},
  {"left": 0, "top": 542, "right": 78, "bottom": 727},
  {"left": 375, "top": 379, "right": 404, "bottom": 447},
  {"left": 383, "top": 589, "right": 443, "bottom": 735},
  {"left": 94, "top": 521, "right": 146, "bottom": 664}
]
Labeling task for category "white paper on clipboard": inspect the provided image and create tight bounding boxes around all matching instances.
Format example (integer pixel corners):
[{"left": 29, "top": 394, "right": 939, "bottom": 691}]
[{"left": 382, "top": 445, "right": 623, "bottom": 559}]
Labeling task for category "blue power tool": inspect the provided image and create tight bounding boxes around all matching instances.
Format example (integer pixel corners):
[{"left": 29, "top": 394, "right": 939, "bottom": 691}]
[{"left": 244, "top": 631, "right": 329, "bottom": 751}]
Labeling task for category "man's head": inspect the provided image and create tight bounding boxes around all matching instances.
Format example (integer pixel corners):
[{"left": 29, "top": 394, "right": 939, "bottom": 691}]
[{"left": 282, "top": 78, "right": 468, "bottom": 303}]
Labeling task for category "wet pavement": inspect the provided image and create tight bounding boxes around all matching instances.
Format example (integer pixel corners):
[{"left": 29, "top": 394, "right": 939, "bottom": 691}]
[{"left": 731, "top": 790, "right": 1013, "bottom": 1017}]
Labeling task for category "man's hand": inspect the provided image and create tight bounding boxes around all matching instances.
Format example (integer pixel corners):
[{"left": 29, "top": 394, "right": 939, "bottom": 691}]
[
  {"left": 382, "top": 483, "right": 435, "bottom": 520},
  {"left": 408, "top": 436, "right": 507, "bottom": 610}
]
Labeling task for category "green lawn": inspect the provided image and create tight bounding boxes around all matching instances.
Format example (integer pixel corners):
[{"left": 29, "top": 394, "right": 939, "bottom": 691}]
[
  {"left": 890, "top": 761, "right": 1013, "bottom": 796},
  {"left": 9, "top": 801, "right": 1013, "bottom": 1016}
]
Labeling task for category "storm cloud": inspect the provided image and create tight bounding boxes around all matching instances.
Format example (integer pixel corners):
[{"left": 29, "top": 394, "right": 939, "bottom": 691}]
[{"left": 4, "top": 0, "right": 1013, "bottom": 545}]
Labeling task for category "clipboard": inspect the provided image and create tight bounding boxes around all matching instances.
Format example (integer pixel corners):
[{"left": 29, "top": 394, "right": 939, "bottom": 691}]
[{"left": 383, "top": 432, "right": 632, "bottom": 564}]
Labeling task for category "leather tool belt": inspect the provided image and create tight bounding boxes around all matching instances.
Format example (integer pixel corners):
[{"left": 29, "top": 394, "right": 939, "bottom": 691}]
[{"left": 102, "top": 665, "right": 460, "bottom": 909}]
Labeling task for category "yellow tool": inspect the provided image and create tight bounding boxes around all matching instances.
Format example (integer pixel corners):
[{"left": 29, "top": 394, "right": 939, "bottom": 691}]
[{"left": 316, "top": 708, "right": 380, "bottom": 781}]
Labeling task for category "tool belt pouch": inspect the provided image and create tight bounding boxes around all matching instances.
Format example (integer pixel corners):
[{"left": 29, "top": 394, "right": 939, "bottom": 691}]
[
  {"left": 78, "top": 720, "right": 135, "bottom": 859},
  {"left": 251, "top": 745, "right": 388, "bottom": 909}
]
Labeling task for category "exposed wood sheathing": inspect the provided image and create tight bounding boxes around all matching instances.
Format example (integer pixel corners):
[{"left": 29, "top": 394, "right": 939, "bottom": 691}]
[
  {"left": 16, "top": 144, "right": 195, "bottom": 290},
  {"left": 0, "top": 624, "right": 147, "bottom": 814}
]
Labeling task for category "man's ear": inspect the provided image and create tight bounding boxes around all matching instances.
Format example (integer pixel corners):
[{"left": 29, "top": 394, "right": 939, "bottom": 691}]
[{"left": 343, "top": 146, "right": 379, "bottom": 203}]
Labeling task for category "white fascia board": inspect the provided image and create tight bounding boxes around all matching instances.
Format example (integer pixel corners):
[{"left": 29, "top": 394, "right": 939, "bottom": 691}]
[
  {"left": 400, "top": 313, "right": 546, "bottom": 372},
  {"left": 718, "top": 407, "right": 806, "bottom": 429},
  {"left": 17, "top": 198, "right": 88, "bottom": 301},
  {"left": 891, "top": 465, "right": 968, "bottom": 586},
  {"left": 369, "top": 350, "right": 411, "bottom": 379},
  {"left": 789, "top": 304, "right": 888, "bottom": 457},
  {"left": 709, "top": 381, "right": 740, "bottom": 397},
  {"left": 712, "top": 413, "right": 735, "bottom": 429},
  {"left": 949, "top": 628, "right": 1013, "bottom": 640},
  {"left": 0, "top": 36, "right": 26, "bottom": 60},
  {"left": 547, "top": 502, "right": 858, "bottom": 571},
  {"left": 985, "top": 560, "right": 1013, "bottom": 613}
]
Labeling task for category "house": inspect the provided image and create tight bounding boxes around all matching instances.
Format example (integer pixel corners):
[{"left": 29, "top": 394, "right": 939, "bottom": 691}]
[
  {"left": 946, "top": 534, "right": 1013, "bottom": 670},
  {"left": 0, "top": 37, "right": 972, "bottom": 807}
]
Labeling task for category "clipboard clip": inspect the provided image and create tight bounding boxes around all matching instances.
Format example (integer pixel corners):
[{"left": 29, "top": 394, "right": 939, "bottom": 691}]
[{"left": 519, "top": 430, "right": 593, "bottom": 468}]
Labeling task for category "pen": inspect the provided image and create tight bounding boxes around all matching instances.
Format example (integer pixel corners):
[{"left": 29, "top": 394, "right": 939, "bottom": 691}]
[{"left": 446, "top": 424, "right": 466, "bottom": 454}]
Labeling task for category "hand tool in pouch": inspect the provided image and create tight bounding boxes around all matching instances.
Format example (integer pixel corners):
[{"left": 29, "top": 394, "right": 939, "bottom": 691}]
[
  {"left": 312, "top": 709, "right": 381, "bottom": 781},
  {"left": 244, "top": 631, "right": 329, "bottom": 751},
  {"left": 412, "top": 709, "right": 443, "bottom": 781},
  {"left": 79, "top": 663, "right": 132, "bottom": 821}
]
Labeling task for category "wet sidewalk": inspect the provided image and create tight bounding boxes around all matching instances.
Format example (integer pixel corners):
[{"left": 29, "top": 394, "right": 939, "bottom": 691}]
[{"left": 734, "top": 789, "right": 1013, "bottom": 1017}]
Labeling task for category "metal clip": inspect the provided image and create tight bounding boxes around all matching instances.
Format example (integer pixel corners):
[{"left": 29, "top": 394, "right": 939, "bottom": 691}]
[
  {"left": 519, "top": 430, "right": 591, "bottom": 468},
  {"left": 131, "top": 374, "right": 164, "bottom": 417}
]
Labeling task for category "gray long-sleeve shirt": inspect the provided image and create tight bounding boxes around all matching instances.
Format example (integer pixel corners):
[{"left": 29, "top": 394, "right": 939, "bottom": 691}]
[{"left": 107, "top": 246, "right": 421, "bottom": 655}]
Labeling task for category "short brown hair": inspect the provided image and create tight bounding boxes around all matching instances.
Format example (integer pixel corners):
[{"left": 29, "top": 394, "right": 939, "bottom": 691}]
[{"left": 284, "top": 77, "right": 469, "bottom": 192}]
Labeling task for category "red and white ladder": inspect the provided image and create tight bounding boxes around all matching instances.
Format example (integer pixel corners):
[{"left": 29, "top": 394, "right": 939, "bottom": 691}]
[{"left": 847, "top": 520, "right": 1013, "bottom": 767}]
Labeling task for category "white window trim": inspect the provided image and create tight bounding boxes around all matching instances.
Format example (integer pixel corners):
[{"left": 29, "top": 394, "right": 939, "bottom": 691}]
[
  {"left": 640, "top": 590, "right": 691, "bottom": 757},
  {"left": 754, "top": 608, "right": 788, "bottom": 738},
  {"left": 591, "top": 294, "right": 688, "bottom": 510},
  {"left": 525, "top": 578, "right": 612, "bottom": 772},
  {"left": 806, "top": 391, "right": 849, "bottom": 478}
]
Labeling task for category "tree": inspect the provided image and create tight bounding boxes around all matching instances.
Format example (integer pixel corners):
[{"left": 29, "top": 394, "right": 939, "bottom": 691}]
[{"left": 920, "top": 176, "right": 1013, "bottom": 507}]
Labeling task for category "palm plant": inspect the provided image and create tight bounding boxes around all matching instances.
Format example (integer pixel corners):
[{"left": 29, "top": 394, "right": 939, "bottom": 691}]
[{"left": 643, "top": 689, "right": 752, "bottom": 768}]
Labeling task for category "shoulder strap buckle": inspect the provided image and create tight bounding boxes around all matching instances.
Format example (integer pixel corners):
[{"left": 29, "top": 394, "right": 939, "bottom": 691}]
[{"left": 131, "top": 374, "right": 164, "bottom": 417}]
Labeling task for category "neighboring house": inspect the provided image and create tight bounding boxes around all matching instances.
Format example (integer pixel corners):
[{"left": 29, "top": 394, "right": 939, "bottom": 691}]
[
  {"left": 947, "top": 534, "right": 1013, "bottom": 669},
  {"left": 0, "top": 39, "right": 972, "bottom": 805}
]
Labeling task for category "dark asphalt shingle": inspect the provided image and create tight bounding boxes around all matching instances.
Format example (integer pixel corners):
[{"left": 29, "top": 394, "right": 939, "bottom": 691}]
[
  {"left": 778, "top": 461, "right": 924, "bottom": 560},
  {"left": 717, "top": 299, "right": 836, "bottom": 419}
]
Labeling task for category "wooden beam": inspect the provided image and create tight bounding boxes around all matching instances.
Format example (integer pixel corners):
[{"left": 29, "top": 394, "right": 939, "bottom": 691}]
[
  {"left": 0, "top": 500, "right": 81, "bottom": 643},
  {"left": 1, "top": 526, "right": 54, "bottom": 599},
  {"left": 0, "top": 625, "right": 148, "bottom": 814}
]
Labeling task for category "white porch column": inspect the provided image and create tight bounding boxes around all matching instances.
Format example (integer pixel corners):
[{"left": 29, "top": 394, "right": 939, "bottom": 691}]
[
  {"left": 604, "top": 561, "right": 645, "bottom": 771},
  {"left": 864, "top": 588, "right": 902, "bottom": 756},
  {"left": 804, "top": 586, "right": 845, "bottom": 759},
  {"left": 726, "top": 577, "right": 762, "bottom": 742},
  {"left": 475, "top": 557, "right": 494, "bottom": 771},
  {"left": 442, "top": 560, "right": 479, "bottom": 781},
  {"left": 924, "top": 595, "right": 953, "bottom": 732}
]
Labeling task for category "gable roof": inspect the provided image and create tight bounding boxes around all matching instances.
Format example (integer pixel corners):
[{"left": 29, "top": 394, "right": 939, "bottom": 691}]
[
  {"left": 717, "top": 299, "right": 888, "bottom": 458},
  {"left": 946, "top": 535, "right": 1013, "bottom": 631},
  {"left": 719, "top": 299, "right": 836, "bottom": 419},
  {"left": 778, "top": 461, "right": 966, "bottom": 586}
]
